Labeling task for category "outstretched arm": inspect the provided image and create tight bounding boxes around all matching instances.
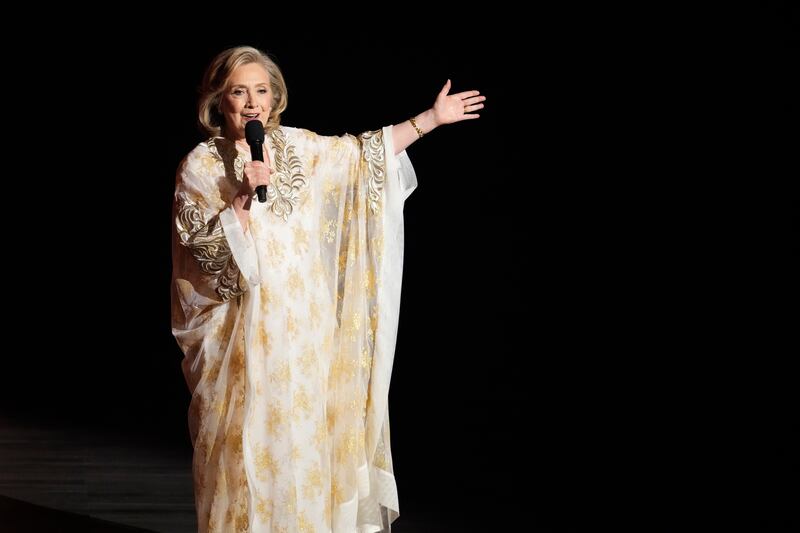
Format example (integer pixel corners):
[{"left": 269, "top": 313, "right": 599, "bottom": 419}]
[{"left": 392, "top": 79, "right": 485, "bottom": 155}]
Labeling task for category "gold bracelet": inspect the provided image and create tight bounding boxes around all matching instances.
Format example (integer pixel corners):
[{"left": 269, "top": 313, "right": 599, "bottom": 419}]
[{"left": 409, "top": 116, "right": 424, "bottom": 139}]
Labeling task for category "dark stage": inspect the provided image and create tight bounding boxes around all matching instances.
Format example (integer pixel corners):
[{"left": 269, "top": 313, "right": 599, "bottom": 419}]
[{"left": 1, "top": 8, "right": 797, "bottom": 532}]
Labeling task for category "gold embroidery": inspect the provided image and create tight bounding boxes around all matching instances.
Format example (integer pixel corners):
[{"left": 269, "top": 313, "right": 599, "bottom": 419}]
[
  {"left": 326, "top": 405, "right": 337, "bottom": 433},
  {"left": 266, "top": 238, "right": 286, "bottom": 267},
  {"left": 330, "top": 358, "right": 346, "bottom": 383},
  {"left": 334, "top": 443, "right": 348, "bottom": 466},
  {"left": 292, "top": 386, "right": 313, "bottom": 421},
  {"left": 374, "top": 434, "right": 390, "bottom": 470},
  {"left": 257, "top": 324, "right": 272, "bottom": 354},
  {"left": 234, "top": 384, "right": 245, "bottom": 409},
  {"left": 345, "top": 311, "right": 361, "bottom": 342},
  {"left": 260, "top": 286, "right": 273, "bottom": 313},
  {"left": 323, "top": 218, "right": 337, "bottom": 243},
  {"left": 323, "top": 177, "right": 341, "bottom": 210},
  {"left": 269, "top": 362, "right": 291, "bottom": 391},
  {"left": 349, "top": 397, "right": 361, "bottom": 417},
  {"left": 331, "top": 480, "right": 346, "bottom": 505},
  {"left": 298, "top": 346, "right": 317, "bottom": 376},
  {"left": 255, "top": 446, "right": 278, "bottom": 479},
  {"left": 343, "top": 201, "right": 354, "bottom": 228},
  {"left": 359, "top": 130, "right": 386, "bottom": 214},
  {"left": 229, "top": 347, "right": 244, "bottom": 380},
  {"left": 303, "top": 466, "right": 324, "bottom": 500},
  {"left": 235, "top": 506, "right": 249, "bottom": 532},
  {"left": 293, "top": 226, "right": 309, "bottom": 255},
  {"left": 265, "top": 128, "right": 307, "bottom": 221},
  {"left": 256, "top": 496, "right": 272, "bottom": 522},
  {"left": 267, "top": 402, "right": 287, "bottom": 438},
  {"left": 196, "top": 141, "right": 225, "bottom": 208},
  {"left": 302, "top": 483, "right": 316, "bottom": 501},
  {"left": 282, "top": 490, "right": 297, "bottom": 516},
  {"left": 314, "top": 419, "right": 327, "bottom": 448},
  {"left": 290, "top": 444, "right": 302, "bottom": 462},
  {"left": 286, "top": 310, "right": 298, "bottom": 341},
  {"left": 198, "top": 153, "right": 217, "bottom": 176},
  {"left": 308, "top": 153, "right": 320, "bottom": 174},
  {"left": 370, "top": 306, "right": 378, "bottom": 334},
  {"left": 297, "top": 512, "right": 314, "bottom": 533},
  {"left": 176, "top": 198, "right": 244, "bottom": 300},
  {"left": 207, "top": 137, "right": 244, "bottom": 184},
  {"left": 336, "top": 358, "right": 357, "bottom": 382},
  {"left": 287, "top": 267, "right": 305, "bottom": 297},
  {"left": 371, "top": 235, "right": 385, "bottom": 260},
  {"left": 363, "top": 268, "right": 377, "bottom": 296}
]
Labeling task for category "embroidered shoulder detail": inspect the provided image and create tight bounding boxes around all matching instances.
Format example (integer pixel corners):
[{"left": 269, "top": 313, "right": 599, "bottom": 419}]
[
  {"left": 207, "top": 138, "right": 244, "bottom": 182},
  {"left": 176, "top": 197, "right": 244, "bottom": 301},
  {"left": 359, "top": 130, "right": 386, "bottom": 214},
  {"left": 206, "top": 137, "right": 221, "bottom": 160},
  {"left": 266, "top": 128, "right": 307, "bottom": 221}
]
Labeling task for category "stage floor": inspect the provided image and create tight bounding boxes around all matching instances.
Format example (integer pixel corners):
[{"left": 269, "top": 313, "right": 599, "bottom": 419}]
[{"left": 0, "top": 416, "right": 471, "bottom": 532}]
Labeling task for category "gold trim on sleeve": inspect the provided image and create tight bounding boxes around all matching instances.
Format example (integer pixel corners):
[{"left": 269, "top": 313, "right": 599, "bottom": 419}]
[
  {"left": 359, "top": 130, "right": 386, "bottom": 215},
  {"left": 176, "top": 198, "right": 245, "bottom": 301}
]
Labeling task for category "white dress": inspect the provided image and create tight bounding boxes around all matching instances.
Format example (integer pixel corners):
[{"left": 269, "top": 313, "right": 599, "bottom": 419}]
[{"left": 171, "top": 125, "right": 416, "bottom": 532}]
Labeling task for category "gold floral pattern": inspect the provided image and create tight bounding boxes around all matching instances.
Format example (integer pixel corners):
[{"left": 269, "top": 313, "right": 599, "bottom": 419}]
[
  {"left": 175, "top": 197, "right": 244, "bottom": 300},
  {"left": 265, "top": 128, "right": 307, "bottom": 221},
  {"left": 172, "top": 126, "right": 409, "bottom": 532},
  {"left": 360, "top": 129, "right": 386, "bottom": 214}
]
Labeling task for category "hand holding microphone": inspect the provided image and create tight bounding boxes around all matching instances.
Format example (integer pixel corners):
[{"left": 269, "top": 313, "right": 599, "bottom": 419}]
[{"left": 245, "top": 120, "right": 269, "bottom": 203}]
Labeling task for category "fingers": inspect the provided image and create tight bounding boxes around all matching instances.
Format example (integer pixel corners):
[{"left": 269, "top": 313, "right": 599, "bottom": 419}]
[
  {"left": 453, "top": 89, "right": 481, "bottom": 99},
  {"left": 462, "top": 95, "right": 486, "bottom": 106},
  {"left": 463, "top": 103, "right": 485, "bottom": 114},
  {"left": 244, "top": 161, "right": 271, "bottom": 189},
  {"left": 461, "top": 93, "right": 486, "bottom": 117},
  {"left": 439, "top": 79, "right": 452, "bottom": 96},
  {"left": 451, "top": 89, "right": 486, "bottom": 116}
]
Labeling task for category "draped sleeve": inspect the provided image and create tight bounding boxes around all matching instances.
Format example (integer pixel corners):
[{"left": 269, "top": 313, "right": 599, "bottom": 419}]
[
  {"left": 171, "top": 141, "right": 261, "bottom": 396},
  {"left": 278, "top": 126, "right": 417, "bottom": 529}
]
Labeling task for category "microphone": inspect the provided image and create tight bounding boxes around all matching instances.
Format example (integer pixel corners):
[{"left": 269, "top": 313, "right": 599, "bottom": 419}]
[{"left": 245, "top": 120, "right": 267, "bottom": 203}]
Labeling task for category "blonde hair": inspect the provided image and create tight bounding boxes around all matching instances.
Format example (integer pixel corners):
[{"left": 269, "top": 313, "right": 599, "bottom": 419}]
[{"left": 198, "top": 46, "right": 288, "bottom": 138}]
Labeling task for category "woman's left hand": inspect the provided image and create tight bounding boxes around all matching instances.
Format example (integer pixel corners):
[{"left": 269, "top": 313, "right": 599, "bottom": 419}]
[{"left": 432, "top": 79, "right": 485, "bottom": 126}]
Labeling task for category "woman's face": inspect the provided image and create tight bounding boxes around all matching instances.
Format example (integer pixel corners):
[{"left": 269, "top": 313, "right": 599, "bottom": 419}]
[{"left": 220, "top": 62, "right": 272, "bottom": 141}]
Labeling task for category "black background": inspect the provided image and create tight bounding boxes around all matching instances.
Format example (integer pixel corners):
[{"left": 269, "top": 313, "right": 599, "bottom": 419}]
[{"left": 1, "top": 6, "right": 797, "bottom": 531}]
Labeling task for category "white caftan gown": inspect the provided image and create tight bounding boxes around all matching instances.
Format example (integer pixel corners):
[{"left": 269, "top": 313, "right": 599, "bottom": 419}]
[{"left": 171, "top": 125, "right": 416, "bottom": 532}]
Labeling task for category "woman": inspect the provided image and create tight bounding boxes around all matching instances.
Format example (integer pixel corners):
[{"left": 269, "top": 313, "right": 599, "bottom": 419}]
[{"left": 171, "top": 45, "right": 484, "bottom": 532}]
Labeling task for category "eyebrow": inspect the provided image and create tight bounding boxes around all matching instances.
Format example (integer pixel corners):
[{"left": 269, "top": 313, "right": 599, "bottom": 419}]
[{"left": 230, "top": 83, "right": 269, "bottom": 88}]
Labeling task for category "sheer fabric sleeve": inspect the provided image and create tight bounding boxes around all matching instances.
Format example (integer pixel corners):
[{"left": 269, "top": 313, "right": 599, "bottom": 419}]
[
  {"left": 171, "top": 143, "right": 260, "bottom": 395},
  {"left": 295, "top": 126, "right": 417, "bottom": 527}
]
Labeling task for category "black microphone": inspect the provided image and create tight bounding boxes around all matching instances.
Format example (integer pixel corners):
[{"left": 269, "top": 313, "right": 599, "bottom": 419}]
[{"left": 245, "top": 120, "right": 267, "bottom": 203}]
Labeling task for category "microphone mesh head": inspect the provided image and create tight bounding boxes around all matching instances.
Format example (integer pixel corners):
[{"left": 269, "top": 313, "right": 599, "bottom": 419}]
[{"left": 245, "top": 120, "right": 265, "bottom": 145}]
